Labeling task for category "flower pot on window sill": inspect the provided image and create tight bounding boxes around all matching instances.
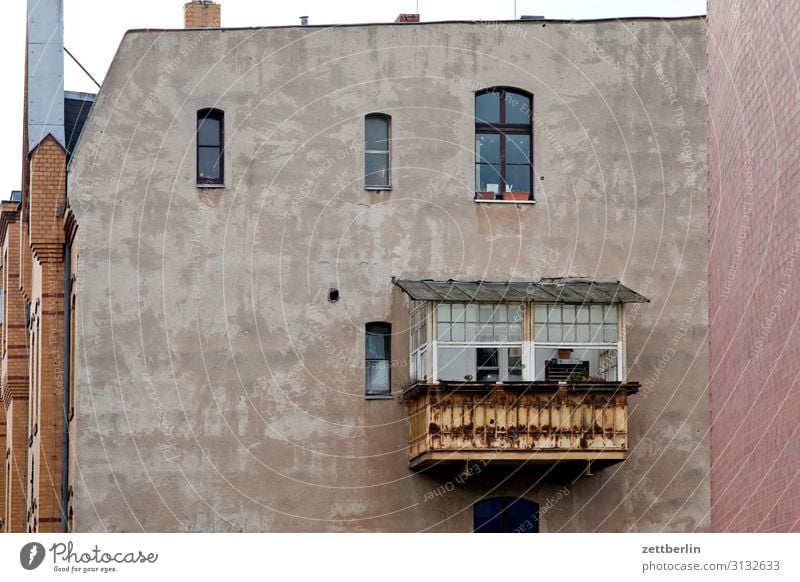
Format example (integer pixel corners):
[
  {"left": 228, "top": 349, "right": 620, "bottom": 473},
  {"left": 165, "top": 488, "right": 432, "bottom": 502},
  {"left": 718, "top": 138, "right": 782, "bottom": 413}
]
[
  {"left": 502, "top": 191, "right": 531, "bottom": 202},
  {"left": 475, "top": 191, "right": 496, "bottom": 200}
]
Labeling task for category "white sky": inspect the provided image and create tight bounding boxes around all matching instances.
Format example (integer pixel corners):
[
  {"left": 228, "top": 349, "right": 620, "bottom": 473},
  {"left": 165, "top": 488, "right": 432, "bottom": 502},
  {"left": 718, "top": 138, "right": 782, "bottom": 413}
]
[{"left": 0, "top": 0, "right": 706, "bottom": 197}]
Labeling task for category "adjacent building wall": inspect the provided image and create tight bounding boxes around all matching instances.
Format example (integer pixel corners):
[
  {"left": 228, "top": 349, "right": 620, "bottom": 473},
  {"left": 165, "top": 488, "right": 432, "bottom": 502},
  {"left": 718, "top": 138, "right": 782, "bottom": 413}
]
[
  {"left": 70, "top": 18, "right": 708, "bottom": 532},
  {"left": 708, "top": 0, "right": 800, "bottom": 532},
  {"left": 1, "top": 202, "right": 30, "bottom": 532}
]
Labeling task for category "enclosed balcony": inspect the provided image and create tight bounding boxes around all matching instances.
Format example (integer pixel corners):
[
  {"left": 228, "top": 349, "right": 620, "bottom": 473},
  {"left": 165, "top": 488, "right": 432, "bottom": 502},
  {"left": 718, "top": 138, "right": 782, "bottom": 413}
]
[{"left": 394, "top": 278, "right": 648, "bottom": 471}]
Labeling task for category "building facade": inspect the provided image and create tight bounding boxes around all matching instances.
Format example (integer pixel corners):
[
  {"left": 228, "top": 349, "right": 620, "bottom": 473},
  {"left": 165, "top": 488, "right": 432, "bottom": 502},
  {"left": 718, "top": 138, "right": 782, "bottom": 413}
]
[
  {"left": 67, "top": 14, "right": 709, "bottom": 532},
  {"left": 708, "top": 0, "right": 800, "bottom": 532}
]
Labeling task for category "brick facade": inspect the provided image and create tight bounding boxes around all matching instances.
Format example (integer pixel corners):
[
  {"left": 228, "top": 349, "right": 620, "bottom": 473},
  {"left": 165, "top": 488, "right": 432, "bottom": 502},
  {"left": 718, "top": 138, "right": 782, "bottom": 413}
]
[
  {"left": 708, "top": 0, "right": 800, "bottom": 531},
  {"left": 1, "top": 201, "right": 31, "bottom": 532}
]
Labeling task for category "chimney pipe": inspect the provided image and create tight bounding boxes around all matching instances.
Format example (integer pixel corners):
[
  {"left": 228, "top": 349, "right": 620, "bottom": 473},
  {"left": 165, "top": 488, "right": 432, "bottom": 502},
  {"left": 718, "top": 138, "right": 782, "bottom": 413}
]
[
  {"left": 184, "top": 1, "right": 221, "bottom": 28},
  {"left": 300, "top": 16, "right": 309, "bottom": 26}
]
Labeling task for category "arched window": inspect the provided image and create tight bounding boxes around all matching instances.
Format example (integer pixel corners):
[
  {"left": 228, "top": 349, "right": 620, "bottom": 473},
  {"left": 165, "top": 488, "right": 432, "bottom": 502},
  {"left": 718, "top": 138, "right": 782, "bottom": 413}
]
[
  {"left": 475, "top": 88, "right": 533, "bottom": 201},
  {"left": 197, "top": 108, "right": 224, "bottom": 186},
  {"left": 365, "top": 322, "right": 392, "bottom": 396},
  {"left": 473, "top": 497, "right": 539, "bottom": 533},
  {"left": 365, "top": 114, "right": 391, "bottom": 189}
]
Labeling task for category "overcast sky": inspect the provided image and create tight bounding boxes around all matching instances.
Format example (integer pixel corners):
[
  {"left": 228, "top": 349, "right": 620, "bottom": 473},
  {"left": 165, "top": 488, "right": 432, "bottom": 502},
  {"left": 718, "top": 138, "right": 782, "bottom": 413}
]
[{"left": 0, "top": 0, "right": 706, "bottom": 197}]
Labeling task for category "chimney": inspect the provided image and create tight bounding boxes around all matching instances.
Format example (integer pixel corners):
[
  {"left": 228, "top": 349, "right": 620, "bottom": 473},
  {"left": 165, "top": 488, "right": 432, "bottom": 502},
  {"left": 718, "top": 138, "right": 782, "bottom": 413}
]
[
  {"left": 395, "top": 13, "right": 420, "bottom": 23},
  {"left": 27, "top": 0, "right": 65, "bottom": 151},
  {"left": 300, "top": 16, "right": 309, "bottom": 26},
  {"left": 184, "top": 1, "right": 221, "bottom": 28}
]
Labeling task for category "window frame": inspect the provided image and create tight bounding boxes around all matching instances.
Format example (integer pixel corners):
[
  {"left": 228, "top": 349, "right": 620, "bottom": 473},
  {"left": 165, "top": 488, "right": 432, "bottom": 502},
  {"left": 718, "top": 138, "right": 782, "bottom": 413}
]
[
  {"left": 474, "top": 87, "right": 534, "bottom": 202},
  {"left": 196, "top": 108, "right": 225, "bottom": 187},
  {"left": 364, "top": 113, "right": 392, "bottom": 190},
  {"left": 365, "top": 321, "right": 392, "bottom": 398}
]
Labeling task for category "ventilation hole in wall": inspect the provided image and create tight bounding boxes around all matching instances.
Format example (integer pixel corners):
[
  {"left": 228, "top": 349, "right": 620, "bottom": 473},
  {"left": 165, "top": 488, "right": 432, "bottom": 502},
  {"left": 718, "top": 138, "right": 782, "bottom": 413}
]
[{"left": 328, "top": 288, "right": 340, "bottom": 303}]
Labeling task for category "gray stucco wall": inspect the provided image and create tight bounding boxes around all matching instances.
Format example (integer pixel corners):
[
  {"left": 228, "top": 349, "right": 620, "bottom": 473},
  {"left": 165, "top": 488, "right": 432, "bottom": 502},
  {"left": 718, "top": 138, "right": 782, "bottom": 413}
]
[{"left": 69, "top": 18, "right": 708, "bottom": 532}]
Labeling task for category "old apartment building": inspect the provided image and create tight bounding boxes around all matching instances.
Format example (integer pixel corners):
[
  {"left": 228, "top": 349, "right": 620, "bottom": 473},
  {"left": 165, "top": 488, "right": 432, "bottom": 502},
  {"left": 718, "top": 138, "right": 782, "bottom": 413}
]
[
  {"left": 61, "top": 4, "right": 709, "bottom": 532},
  {"left": 1, "top": 0, "right": 92, "bottom": 532}
]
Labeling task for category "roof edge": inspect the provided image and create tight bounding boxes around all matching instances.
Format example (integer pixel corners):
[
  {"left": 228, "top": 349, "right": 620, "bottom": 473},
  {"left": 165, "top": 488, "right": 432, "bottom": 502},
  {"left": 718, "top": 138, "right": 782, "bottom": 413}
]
[{"left": 122, "top": 15, "right": 706, "bottom": 35}]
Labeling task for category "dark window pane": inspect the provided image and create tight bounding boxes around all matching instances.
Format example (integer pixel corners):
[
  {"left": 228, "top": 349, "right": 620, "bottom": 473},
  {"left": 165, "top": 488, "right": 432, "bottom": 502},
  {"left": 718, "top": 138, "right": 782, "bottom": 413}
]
[
  {"left": 476, "top": 91, "right": 500, "bottom": 124},
  {"left": 365, "top": 116, "right": 389, "bottom": 151},
  {"left": 473, "top": 499, "right": 504, "bottom": 533},
  {"left": 365, "top": 324, "right": 390, "bottom": 359},
  {"left": 505, "top": 92, "right": 531, "bottom": 124},
  {"left": 198, "top": 116, "right": 220, "bottom": 147},
  {"left": 505, "top": 134, "right": 530, "bottom": 164},
  {"left": 476, "top": 163, "right": 502, "bottom": 192},
  {"left": 474, "top": 498, "right": 539, "bottom": 533},
  {"left": 504, "top": 499, "right": 539, "bottom": 533},
  {"left": 476, "top": 133, "right": 500, "bottom": 163},
  {"left": 365, "top": 360, "right": 390, "bottom": 395},
  {"left": 365, "top": 153, "right": 390, "bottom": 186},
  {"left": 198, "top": 146, "right": 221, "bottom": 179},
  {"left": 505, "top": 164, "right": 531, "bottom": 193}
]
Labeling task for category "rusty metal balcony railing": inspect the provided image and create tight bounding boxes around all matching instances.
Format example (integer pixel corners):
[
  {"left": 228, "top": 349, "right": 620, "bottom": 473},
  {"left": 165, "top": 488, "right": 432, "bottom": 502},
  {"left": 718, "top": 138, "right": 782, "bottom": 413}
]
[{"left": 402, "top": 381, "right": 639, "bottom": 470}]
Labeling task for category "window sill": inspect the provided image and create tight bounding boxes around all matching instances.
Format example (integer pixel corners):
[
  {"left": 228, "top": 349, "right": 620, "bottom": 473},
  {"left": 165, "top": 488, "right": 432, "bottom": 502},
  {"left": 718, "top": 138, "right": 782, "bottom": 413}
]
[
  {"left": 196, "top": 183, "right": 226, "bottom": 189},
  {"left": 474, "top": 199, "right": 535, "bottom": 204},
  {"left": 364, "top": 186, "right": 392, "bottom": 192},
  {"left": 365, "top": 394, "right": 394, "bottom": 400}
]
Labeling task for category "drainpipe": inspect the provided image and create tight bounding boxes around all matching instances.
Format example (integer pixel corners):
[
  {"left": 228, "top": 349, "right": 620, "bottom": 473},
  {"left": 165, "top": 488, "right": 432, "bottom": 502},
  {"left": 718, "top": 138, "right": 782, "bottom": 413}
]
[{"left": 60, "top": 239, "right": 71, "bottom": 532}]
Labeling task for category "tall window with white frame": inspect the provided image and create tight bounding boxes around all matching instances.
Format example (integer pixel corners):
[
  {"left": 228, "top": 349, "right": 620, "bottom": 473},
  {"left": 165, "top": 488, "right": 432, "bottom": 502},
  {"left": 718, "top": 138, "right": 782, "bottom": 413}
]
[
  {"left": 364, "top": 114, "right": 391, "bottom": 189},
  {"left": 365, "top": 322, "right": 392, "bottom": 396},
  {"left": 475, "top": 88, "right": 533, "bottom": 202}
]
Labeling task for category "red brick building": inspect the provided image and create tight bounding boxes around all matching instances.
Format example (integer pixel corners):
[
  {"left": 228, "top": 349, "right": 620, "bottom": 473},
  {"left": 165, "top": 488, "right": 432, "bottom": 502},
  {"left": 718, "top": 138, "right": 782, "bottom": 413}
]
[
  {"left": 708, "top": 0, "right": 800, "bottom": 532},
  {"left": 0, "top": 0, "right": 89, "bottom": 533}
]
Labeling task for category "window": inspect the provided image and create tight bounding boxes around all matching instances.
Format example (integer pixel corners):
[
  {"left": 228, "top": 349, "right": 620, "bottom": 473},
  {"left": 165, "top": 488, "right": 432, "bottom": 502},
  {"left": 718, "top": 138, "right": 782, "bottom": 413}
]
[
  {"left": 474, "top": 498, "right": 539, "bottom": 533},
  {"left": 197, "top": 108, "right": 224, "bottom": 185},
  {"left": 475, "top": 88, "right": 533, "bottom": 201},
  {"left": 365, "top": 114, "right": 391, "bottom": 189},
  {"left": 365, "top": 322, "right": 391, "bottom": 396},
  {"left": 533, "top": 304, "right": 619, "bottom": 382},
  {"left": 407, "top": 301, "right": 622, "bottom": 383},
  {"left": 435, "top": 303, "right": 524, "bottom": 382},
  {"left": 409, "top": 304, "right": 428, "bottom": 381}
]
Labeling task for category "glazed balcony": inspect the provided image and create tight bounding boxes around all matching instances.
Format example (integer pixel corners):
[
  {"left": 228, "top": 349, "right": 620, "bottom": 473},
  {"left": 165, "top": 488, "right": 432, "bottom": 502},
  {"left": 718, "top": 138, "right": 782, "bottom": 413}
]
[{"left": 403, "top": 381, "right": 639, "bottom": 470}]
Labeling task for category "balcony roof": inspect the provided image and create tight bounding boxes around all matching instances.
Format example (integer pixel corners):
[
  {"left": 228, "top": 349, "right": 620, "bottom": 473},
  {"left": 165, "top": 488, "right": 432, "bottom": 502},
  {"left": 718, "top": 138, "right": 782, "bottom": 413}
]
[{"left": 393, "top": 278, "right": 649, "bottom": 303}]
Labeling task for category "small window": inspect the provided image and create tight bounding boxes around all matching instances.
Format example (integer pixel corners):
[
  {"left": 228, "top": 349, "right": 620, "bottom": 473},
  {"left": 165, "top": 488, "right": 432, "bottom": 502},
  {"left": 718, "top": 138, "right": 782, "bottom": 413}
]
[
  {"left": 475, "top": 88, "right": 533, "bottom": 201},
  {"left": 197, "top": 108, "right": 224, "bottom": 186},
  {"left": 365, "top": 322, "right": 391, "bottom": 396},
  {"left": 474, "top": 497, "right": 539, "bottom": 533},
  {"left": 365, "top": 114, "right": 391, "bottom": 189}
]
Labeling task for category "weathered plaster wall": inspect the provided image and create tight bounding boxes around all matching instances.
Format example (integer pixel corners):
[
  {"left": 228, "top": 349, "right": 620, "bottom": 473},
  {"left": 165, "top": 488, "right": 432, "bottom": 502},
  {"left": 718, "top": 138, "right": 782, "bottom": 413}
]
[{"left": 70, "top": 18, "right": 708, "bottom": 532}]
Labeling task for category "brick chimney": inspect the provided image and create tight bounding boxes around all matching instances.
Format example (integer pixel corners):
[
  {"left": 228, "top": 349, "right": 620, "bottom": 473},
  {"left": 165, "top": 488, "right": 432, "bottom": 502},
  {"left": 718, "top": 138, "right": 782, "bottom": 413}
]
[
  {"left": 184, "top": 1, "right": 221, "bottom": 28},
  {"left": 395, "top": 13, "right": 420, "bottom": 23}
]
